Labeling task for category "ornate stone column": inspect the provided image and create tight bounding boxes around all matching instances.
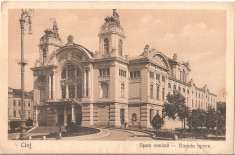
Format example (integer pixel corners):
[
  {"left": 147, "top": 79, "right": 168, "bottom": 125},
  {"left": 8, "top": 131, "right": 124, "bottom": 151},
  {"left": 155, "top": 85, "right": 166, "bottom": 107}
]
[
  {"left": 71, "top": 105, "right": 75, "bottom": 122},
  {"left": 52, "top": 71, "right": 56, "bottom": 99},
  {"left": 51, "top": 74, "right": 53, "bottom": 99},
  {"left": 66, "top": 85, "right": 69, "bottom": 99},
  {"left": 83, "top": 69, "right": 87, "bottom": 97},
  {"left": 74, "top": 85, "right": 77, "bottom": 99},
  {"left": 49, "top": 75, "right": 51, "bottom": 99},
  {"left": 87, "top": 68, "right": 91, "bottom": 97}
]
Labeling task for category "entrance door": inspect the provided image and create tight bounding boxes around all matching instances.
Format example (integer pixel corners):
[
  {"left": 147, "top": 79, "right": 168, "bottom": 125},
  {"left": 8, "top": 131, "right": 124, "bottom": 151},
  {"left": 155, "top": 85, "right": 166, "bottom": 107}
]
[
  {"left": 120, "top": 109, "right": 125, "bottom": 125},
  {"left": 58, "top": 114, "right": 64, "bottom": 126}
]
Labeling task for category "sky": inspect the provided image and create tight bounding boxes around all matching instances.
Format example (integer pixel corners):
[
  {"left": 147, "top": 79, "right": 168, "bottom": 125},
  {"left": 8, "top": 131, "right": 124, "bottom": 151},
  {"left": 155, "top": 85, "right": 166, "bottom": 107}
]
[{"left": 8, "top": 9, "right": 226, "bottom": 98}]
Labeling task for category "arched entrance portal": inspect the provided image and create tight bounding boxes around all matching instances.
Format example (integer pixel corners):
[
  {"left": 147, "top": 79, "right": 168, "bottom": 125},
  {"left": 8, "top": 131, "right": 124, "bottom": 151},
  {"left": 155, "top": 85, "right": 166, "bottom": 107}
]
[{"left": 53, "top": 102, "right": 82, "bottom": 126}]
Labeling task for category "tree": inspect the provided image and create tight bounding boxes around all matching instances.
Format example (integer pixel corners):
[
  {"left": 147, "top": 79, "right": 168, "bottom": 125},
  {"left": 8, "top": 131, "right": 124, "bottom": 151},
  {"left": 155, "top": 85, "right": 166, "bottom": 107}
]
[
  {"left": 187, "top": 109, "right": 206, "bottom": 130},
  {"left": 10, "top": 121, "right": 21, "bottom": 131},
  {"left": 151, "top": 113, "right": 164, "bottom": 130},
  {"left": 26, "top": 118, "right": 33, "bottom": 126},
  {"left": 217, "top": 102, "right": 226, "bottom": 130},
  {"left": 163, "top": 91, "right": 190, "bottom": 130},
  {"left": 205, "top": 106, "right": 217, "bottom": 130}
]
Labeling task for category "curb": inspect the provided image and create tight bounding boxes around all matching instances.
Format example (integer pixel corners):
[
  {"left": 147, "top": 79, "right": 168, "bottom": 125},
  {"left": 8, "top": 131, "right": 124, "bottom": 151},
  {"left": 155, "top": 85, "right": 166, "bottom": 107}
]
[
  {"left": 26, "top": 126, "right": 37, "bottom": 133},
  {"left": 103, "top": 126, "right": 173, "bottom": 140},
  {"left": 61, "top": 128, "right": 110, "bottom": 140}
]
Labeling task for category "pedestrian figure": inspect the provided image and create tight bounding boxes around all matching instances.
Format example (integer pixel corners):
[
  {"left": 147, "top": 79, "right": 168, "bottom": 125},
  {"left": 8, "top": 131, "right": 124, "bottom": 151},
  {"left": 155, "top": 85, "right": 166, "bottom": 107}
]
[{"left": 58, "top": 124, "right": 62, "bottom": 139}]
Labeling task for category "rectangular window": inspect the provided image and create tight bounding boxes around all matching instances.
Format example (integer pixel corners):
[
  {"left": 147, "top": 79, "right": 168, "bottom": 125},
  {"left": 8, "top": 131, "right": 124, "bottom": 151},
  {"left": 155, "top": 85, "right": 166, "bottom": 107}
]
[
  {"left": 28, "top": 101, "right": 30, "bottom": 107},
  {"left": 106, "top": 69, "right": 110, "bottom": 75},
  {"left": 156, "top": 73, "right": 160, "bottom": 80},
  {"left": 13, "top": 100, "right": 16, "bottom": 106},
  {"left": 99, "top": 69, "right": 102, "bottom": 76},
  {"left": 99, "top": 68, "right": 110, "bottom": 76},
  {"left": 150, "top": 71, "right": 154, "bottom": 78},
  {"left": 156, "top": 85, "right": 160, "bottom": 100},
  {"left": 150, "top": 85, "right": 153, "bottom": 99},
  {"left": 19, "top": 110, "right": 21, "bottom": 117},
  {"left": 162, "top": 88, "right": 165, "bottom": 101},
  {"left": 28, "top": 111, "right": 30, "bottom": 118},
  {"left": 13, "top": 111, "right": 16, "bottom": 117},
  {"left": 121, "top": 83, "right": 125, "bottom": 98},
  {"left": 162, "top": 76, "right": 166, "bottom": 82},
  {"left": 130, "top": 71, "right": 140, "bottom": 78},
  {"left": 18, "top": 100, "right": 21, "bottom": 106},
  {"left": 62, "top": 86, "right": 66, "bottom": 99},
  {"left": 77, "top": 85, "right": 82, "bottom": 98},
  {"left": 119, "top": 69, "right": 126, "bottom": 77}
]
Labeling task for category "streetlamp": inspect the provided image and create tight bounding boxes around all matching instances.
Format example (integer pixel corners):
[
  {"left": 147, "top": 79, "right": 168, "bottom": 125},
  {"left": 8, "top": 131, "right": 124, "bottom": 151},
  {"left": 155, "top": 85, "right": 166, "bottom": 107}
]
[{"left": 18, "top": 9, "right": 34, "bottom": 140}]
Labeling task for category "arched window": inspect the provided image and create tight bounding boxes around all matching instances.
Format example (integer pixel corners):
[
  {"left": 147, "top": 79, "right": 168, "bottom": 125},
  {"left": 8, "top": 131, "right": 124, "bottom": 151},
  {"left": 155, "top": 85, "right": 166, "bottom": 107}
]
[
  {"left": 61, "top": 68, "right": 66, "bottom": 79},
  {"left": 68, "top": 65, "right": 75, "bottom": 78},
  {"left": 168, "top": 83, "right": 171, "bottom": 89},
  {"left": 162, "top": 88, "right": 165, "bottom": 101},
  {"left": 173, "top": 85, "right": 176, "bottom": 90},
  {"left": 183, "top": 88, "right": 185, "bottom": 93},
  {"left": 132, "top": 113, "right": 137, "bottom": 122},
  {"left": 62, "top": 86, "right": 66, "bottom": 99},
  {"left": 150, "top": 85, "right": 153, "bottom": 99},
  {"left": 104, "top": 38, "right": 109, "bottom": 55},
  {"left": 77, "top": 84, "right": 82, "bottom": 98},
  {"left": 69, "top": 85, "right": 75, "bottom": 98},
  {"left": 42, "top": 48, "right": 47, "bottom": 63},
  {"left": 178, "top": 86, "right": 181, "bottom": 92},
  {"left": 156, "top": 85, "right": 160, "bottom": 100},
  {"left": 118, "top": 39, "right": 123, "bottom": 56},
  {"left": 101, "top": 83, "right": 108, "bottom": 98},
  {"left": 77, "top": 67, "right": 81, "bottom": 77}
]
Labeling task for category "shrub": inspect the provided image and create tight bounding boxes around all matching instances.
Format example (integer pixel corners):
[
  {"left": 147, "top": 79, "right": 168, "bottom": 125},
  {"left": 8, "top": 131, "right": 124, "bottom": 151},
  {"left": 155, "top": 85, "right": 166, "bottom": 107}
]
[
  {"left": 10, "top": 121, "right": 21, "bottom": 130},
  {"left": 151, "top": 113, "right": 164, "bottom": 130},
  {"left": 65, "top": 121, "right": 79, "bottom": 132},
  {"left": 26, "top": 118, "right": 33, "bottom": 126}
]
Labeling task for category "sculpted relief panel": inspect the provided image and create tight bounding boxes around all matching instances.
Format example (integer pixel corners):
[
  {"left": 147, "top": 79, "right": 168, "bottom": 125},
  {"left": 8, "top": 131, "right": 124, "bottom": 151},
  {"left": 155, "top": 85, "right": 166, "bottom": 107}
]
[{"left": 57, "top": 49, "right": 85, "bottom": 63}]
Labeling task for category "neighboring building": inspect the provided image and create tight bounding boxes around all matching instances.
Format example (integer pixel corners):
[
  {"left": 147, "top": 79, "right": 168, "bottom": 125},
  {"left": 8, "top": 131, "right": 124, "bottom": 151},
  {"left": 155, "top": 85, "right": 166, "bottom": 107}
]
[
  {"left": 8, "top": 87, "right": 34, "bottom": 122},
  {"left": 31, "top": 10, "right": 217, "bottom": 128},
  {"left": 217, "top": 88, "right": 226, "bottom": 102}
]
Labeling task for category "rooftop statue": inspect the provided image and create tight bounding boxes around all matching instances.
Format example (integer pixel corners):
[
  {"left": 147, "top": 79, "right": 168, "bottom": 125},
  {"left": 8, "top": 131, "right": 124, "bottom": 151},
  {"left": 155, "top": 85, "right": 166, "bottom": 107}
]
[
  {"left": 104, "top": 9, "right": 120, "bottom": 24},
  {"left": 50, "top": 18, "right": 59, "bottom": 32}
]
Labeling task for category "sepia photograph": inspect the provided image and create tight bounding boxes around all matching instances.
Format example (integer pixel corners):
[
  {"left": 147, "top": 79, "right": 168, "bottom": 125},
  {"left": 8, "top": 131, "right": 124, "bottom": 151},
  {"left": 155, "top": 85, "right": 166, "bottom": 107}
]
[{"left": 1, "top": 1, "right": 234, "bottom": 154}]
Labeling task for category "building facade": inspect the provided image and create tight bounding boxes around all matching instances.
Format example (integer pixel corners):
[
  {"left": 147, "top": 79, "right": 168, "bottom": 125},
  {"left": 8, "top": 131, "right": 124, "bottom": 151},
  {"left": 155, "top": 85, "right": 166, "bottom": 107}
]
[
  {"left": 8, "top": 87, "right": 34, "bottom": 122},
  {"left": 31, "top": 10, "right": 217, "bottom": 128}
]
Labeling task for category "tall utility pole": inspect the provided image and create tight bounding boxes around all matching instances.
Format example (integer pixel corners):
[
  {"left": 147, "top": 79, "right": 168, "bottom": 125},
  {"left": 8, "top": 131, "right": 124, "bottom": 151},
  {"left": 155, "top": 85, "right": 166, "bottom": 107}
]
[{"left": 18, "top": 9, "right": 34, "bottom": 140}]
